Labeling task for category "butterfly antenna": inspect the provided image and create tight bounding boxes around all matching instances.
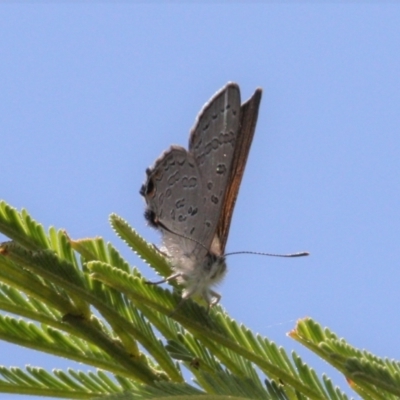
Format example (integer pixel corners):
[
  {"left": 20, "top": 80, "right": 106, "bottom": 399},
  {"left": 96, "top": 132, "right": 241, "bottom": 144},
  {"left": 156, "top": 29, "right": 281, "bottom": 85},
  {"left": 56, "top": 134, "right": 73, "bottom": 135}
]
[
  {"left": 225, "top": 250, "right": 309, "bottom": 258},
  {"left": 157, "top": 221, "right": 309, "bottom": 258}
]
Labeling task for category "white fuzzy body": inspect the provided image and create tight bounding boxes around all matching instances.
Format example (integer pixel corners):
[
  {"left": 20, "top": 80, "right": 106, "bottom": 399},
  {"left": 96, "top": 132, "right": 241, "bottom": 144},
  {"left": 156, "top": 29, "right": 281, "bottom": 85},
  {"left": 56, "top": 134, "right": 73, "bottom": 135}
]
[{"left": 161, "top": 237, "right": 227, "bottom": 306}]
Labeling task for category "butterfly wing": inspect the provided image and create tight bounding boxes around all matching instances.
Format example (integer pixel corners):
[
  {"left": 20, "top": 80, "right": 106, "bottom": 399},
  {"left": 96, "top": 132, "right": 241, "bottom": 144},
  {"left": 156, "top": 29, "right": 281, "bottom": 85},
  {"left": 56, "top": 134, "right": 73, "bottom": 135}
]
[
  {"left": 141, "top": 83, "right": 262, "bottom": 306},
  {"left": 188, "top": 83, "right": 242, "bottom": 255},
  {"left": 142, "top": 83, "right": 261, "bottom": 256},
  {"left": 141, "top": 145, "right": 209, "bottom": 259},
  {"left": 216, "top": 87, "right": 262, "bottom": 252}
]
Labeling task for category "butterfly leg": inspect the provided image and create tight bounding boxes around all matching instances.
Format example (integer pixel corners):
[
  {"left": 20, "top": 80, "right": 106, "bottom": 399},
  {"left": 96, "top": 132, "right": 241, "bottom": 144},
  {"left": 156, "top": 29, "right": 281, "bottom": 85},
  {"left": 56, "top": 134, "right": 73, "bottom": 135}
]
[
  {"left": 145, "top": 273, "right": 188, "bottom": 316},
  {"left": 151, "top": 243, "right": 169, "bottom": 257},
  {"left": 145, "top": 272, "right": 182, "bottom": 285},
  {"left": 209, "top": 290, "right": 221, "bottom": 308}
]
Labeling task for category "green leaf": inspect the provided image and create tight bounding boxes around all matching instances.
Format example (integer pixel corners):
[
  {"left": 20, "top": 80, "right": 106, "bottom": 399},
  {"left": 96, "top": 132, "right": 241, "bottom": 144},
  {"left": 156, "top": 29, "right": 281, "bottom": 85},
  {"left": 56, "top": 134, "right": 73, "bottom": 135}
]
[
  {"left": 0, "top": 201, "right": 395, "bottom": 399},
  {"left": 291, "top": 318, "right": 400, "bottom": 399}
]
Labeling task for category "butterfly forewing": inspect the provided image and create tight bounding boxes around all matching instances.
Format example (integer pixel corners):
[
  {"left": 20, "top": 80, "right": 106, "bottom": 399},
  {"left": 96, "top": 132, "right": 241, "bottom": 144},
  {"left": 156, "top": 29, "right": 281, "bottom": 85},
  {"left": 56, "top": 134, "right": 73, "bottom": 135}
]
[
  {"left": 188, "top": 83, "right": 242, "bottom": 254},
  {"left": 216, "top": 88, "right": 262, "bottom": 252}
]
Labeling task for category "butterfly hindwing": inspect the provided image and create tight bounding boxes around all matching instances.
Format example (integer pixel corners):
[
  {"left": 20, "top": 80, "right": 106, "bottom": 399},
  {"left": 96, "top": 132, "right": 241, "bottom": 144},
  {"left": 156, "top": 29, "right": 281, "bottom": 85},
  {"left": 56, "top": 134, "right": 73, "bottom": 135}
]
[{"left": 142, "top": 146, "right": 208, "bottom": 257}]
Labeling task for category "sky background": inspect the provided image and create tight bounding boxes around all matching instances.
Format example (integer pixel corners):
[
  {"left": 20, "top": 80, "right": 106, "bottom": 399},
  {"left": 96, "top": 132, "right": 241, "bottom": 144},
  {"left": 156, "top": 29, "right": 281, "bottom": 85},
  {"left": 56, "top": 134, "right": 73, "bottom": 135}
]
[{"left": 1, "top": 3, "right": 400, "bottom": 399}]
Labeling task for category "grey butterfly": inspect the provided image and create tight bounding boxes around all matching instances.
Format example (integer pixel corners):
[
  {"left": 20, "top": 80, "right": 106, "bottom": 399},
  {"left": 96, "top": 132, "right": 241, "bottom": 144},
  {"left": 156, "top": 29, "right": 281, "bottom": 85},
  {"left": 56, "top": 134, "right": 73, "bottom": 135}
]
[{"left": 140, "top": 82, "right": 262, "bottom": 308}]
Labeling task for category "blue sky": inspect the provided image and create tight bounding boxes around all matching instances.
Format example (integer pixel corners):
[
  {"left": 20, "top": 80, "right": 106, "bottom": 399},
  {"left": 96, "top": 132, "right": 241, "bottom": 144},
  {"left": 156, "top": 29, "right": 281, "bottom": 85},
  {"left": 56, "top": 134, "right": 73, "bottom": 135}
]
[{"left": 1, "top": 3, "right": 400, "bottom": 399}]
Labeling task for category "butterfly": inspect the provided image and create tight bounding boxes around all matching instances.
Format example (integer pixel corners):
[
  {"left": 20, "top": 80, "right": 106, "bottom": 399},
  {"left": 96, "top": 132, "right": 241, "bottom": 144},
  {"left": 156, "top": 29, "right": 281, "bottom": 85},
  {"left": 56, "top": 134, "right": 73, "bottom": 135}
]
[{"left": 140, "top": 82, "right": 262, "bottom": 308}]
